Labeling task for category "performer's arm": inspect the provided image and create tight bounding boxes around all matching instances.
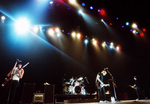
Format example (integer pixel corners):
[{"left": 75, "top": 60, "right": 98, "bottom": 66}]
[
  {"left": 97, "top": 74, "right": 104, "bottom": 84},
  {"left": 17, "top": 69, "right": 24, "bottom": 78},
  {"left": 7, "top": 61, "right": 18, "bottom": 77}
]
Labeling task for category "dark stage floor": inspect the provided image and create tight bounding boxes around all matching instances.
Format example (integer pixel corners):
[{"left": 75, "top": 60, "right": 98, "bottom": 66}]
[{"left": 55, "top": 100, "right": 150, "bottom": 104}]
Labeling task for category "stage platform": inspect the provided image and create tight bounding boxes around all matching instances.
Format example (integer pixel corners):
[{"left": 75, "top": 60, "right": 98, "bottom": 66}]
[{"left": 55, "top": 99, "right": 150, "bottom": 104}]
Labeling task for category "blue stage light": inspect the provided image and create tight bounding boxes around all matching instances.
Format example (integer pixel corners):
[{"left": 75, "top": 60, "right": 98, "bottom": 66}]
[
  {"left": 126, "top": 22, "right": 129, "bottom": 26},
  {"left": 82, "top": 3, "right": 85, "bottom": 6},
  {"left": 90, "top": 6, "right": 93, "bottom": 10},
  {"left": 84, "top": 39, "right": 89, "bottom": 45}
]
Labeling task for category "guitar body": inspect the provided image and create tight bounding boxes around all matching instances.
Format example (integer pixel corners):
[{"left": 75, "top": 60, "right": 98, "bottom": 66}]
[
  {"left": 1, "top": 77, "right": 11, "bottom": 87},
  {"left": 96, "top": 81, "right": 110, "bottom": 89},
  {"left": 129, "top": 85, "right": 136, "bottom": 90}
]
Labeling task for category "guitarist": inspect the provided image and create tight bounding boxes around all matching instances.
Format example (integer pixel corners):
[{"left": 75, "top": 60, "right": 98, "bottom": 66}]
[
  {"left": 1, "top": 60, "right": 29, "bottom": 104},
  {"left": 95, "top": 70, "right": 108, "bottom": 102},
  {"left": 131, "top": 76, "right": 147, "bottom": 100}
]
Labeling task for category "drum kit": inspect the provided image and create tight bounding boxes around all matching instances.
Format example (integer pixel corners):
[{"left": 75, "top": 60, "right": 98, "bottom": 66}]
[{"left": 63, "top": 77, "right": 87, "bottom": 95}]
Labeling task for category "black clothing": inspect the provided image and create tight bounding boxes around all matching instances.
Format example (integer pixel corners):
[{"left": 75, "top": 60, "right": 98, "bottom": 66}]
[
  {"left": 0, "top": 80, "right": 19, "bottom": 104},
  {"left": 135, "top": 79, "right": 146, "bottom": 99},
  {"left": 96, "top": 73, "right": 106, "bottom": 101}
]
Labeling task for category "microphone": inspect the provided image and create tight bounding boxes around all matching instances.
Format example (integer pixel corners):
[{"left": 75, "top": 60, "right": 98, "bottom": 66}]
[
  {"left": 16, "top": 59, "right": 22, "bottom": 63},
  {"left": 104, "top": 67, "right": 108, "bottom": 71}
]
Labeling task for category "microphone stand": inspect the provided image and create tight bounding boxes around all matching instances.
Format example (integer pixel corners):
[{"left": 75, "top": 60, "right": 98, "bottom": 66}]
[{"left": 106, "top": 69, "right": 118, "bottom": 101}]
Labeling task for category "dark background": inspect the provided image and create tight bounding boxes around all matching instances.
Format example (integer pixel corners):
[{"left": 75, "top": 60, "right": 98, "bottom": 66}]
[{"left": 0, "top": 0, "right": 150, "bottom": 101}]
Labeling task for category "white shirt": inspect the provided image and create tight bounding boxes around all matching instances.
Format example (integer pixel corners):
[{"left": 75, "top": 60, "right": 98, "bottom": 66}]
[{"left": 11, "top": 67, "right": 23, "bottom": 81}]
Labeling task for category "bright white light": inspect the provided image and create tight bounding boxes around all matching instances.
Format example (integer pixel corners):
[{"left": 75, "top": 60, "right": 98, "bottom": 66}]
[
  {"left": 101, "top": 19, "right": 104, "bottom": 22},
  {"left": 110, "top": 42, "right": 114, "bottom": 49},
  {"left": 71, "top": 32, "right": 76, "bottom": 38},
  {"left": 126, "top": 22, "right": 129, "bottom": 26},
  {"left": 49, "top": 1, "right": 53, "bottom": 4},
  {"left": 78, "top": 9, "right": 83, "bottom": 15},
  {"left": 33, "top": 26, "right": 39, "bottom": 33},
  {"left": 116, "top": 46, "right": 120, "bottom": 51},
  {"left": 84, "top": 39, "right": 89, "bottom": 45},
  {"left": 132, "top": 30, "right": 136, "bottom": 34},
  {"left": 48, "top": 29, "right": 55, "bottom": 35},
  {"left": 102, "top": 42, "right": 106, "bottom": 47},
  {"left": 77, "top": 33, "right": 81, "bottom": 38},
  {"left": 92, "top": 38, "right": 98, "bottom": 45},
  {"left": 56, "top": 33, "right": 61, "bottom": 37},
  {"left": 132, "top": 23, "right": 138, "bottom": 28},
  {"left": 55, "top": 27, "right": 60, "bottom": 33},
  {"left": 1, "top": 16, "right": 6, "bottom": 21},
  {"left": 69, "top": 0, "right": 76, "bottom": 4},
  {"left": 14, "top": 17, "right": 30, "bottom": 34}
]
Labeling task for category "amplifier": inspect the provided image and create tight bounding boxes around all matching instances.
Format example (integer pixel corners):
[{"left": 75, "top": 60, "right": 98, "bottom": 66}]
[{"left": 33, "top": 93, "right": 44, "bottom": 103}]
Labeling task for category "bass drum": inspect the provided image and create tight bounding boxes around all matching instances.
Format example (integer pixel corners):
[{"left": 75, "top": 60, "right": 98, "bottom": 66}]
[
  {"left": 74, "top": 86, "right": 86, "bottom": 95},
  {"left": 74, "top": 86, "right": 81, "bottom": 94}
]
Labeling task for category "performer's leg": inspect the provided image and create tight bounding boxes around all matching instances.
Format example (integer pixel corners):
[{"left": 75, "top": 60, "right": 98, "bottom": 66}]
[
  {"left": 102, "top": 87, "right": 106, "bottom": 101},
  {"left": 9, "top": 80, "right": 19, "bottom": 104},
  {"left": 137, "top": 87, "right": 146, "bottom": 99},
  {"left": 99, "top": 88, "right": 103, "bottom": 101}
]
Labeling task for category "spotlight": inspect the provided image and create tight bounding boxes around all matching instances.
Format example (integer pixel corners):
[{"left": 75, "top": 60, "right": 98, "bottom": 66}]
[
  {"left": 48, "top": 28, "right": 55, "bottom": 35},
  {"left": 110, "top": 42, "right": 114, "bottom": 49},
  {"left": 82, "top": 3, "right": 85, "bottom": 6},
  {"left": 77, "top": 33, "right": 81, "bottom": 39},
  {"left": 100, "top": 9, "right": 106, "bottom": 16},
  {"left": 142, "top": 28, "right": 146, "bottom": 32},
  {"left": 122, "top": 25, "right": 125, "bottom": 28},
  {"left": 32, "top": 25, "right": 39, "bottom": 33},
  {"left": 49, "top": 1, "right": 53, "bottom": 4},
  {"left": 132, "top": 23, "right": 138, "bottom": 28},
  {"left": 126, "top": 22, "right": 129, "bottom": 26},
  {"left": 98, "top": 9, "right": 101, "bottom": 13},
  {"left": 132, "top": 30, "right": 136, "bottom": 34},
  {"left": 92, "top": 38, "right": 98, "bottom": 45},
  {"left": 14, "top": 17, "right": 30, "bottom": 34},
  {"left": 71, "top": 32, "right": 76, "bottom": 38},
  {"left": 56, "top": 33, "right": 61, "bottom": 37},
  {"left": 140, "top": 33, "right": 144, "bottom": 37},
  {"left": 116, "top": 45, "right": 121, "bottom": 51},
  {"left": 101, "top": 19, "right": 104, "bottom": 22},
  {"left": 55, "top": 27, "right": 60, "bottom": 33},
  {"left": 1, "top": 16, "right": 6, "bottom": 21},
  {"left": 84, "top": 39, "right": 89, "bottom": 45},
  {"left": 78, "top": 9, "right": 83, "bottom": 15},
  {"left": 102, "top": 42, "right": 106, "bottom": 47},
  {"left": 90, "top": 6, "right": 93, "bottom": 10},
  {"left": 69, "top": 0, "right": 76, "bottom": 4}
]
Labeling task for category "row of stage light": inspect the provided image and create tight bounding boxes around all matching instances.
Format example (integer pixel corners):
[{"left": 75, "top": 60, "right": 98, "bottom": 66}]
[
  {"left": 1, "top": 15, "right": 121, "bottom": 51},
  {"left": 33, "top": 25, "right": 122, "bottom": 51}
]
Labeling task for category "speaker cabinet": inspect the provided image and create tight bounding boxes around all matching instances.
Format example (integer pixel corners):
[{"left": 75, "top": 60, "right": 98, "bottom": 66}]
[
  {"left": 21, "top": 83, "right": 35, "bottom": 104},
  {"left": 44, "top": 85, "right": 55, "bottom": 104},
  {"left": 33, "top": 93, "right": 44, "bottom": 103}
]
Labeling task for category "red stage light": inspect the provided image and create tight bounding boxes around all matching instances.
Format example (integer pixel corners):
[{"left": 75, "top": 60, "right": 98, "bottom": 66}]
[
  {"left": 100, "top": 9, "right": 106, "bottom": 16},
  {"left": 142, "top": 28, "right": 146, "bottom": 32},
  {"left": 80, "top": 35, "right": 83, "bottom": 38},
  {"left": 109, "top": 23, "right": 112, "bottom": 26},
  {"left": 140, "top": 33, "right": 144, "bottom": 37}
]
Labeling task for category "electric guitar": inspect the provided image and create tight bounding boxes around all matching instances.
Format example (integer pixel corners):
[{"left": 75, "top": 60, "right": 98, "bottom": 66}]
[
  {"left": 1, "top": 62, "right": 29, "bottom": 87},
  {"left": 100, "top": 83, "right": 110, "bottom": 88},
  {"left": 129, "top": 85, "right": 136, "bottom": 90},
  {"left": 96, "top": 81, "right": 110, "bottom": 89}
]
